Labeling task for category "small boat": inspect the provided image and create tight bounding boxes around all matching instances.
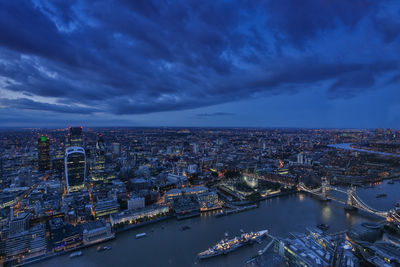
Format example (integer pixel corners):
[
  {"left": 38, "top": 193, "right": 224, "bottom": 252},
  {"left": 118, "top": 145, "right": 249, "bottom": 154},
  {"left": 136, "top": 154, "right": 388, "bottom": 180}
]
[
  {"left": 97, "top": 245, "right": 112, "bottom": 252},
  {"left": 317, "top": 223, "right": 329, "bottom": 231},
  {"left": 136, "top": 232, "right": 146, "bottom": 239},
  {"left": 376, "top": 194, "right": 387, "bottom": 198},
  {"left": 181, "top": 226, "right": 191, "bottom": 231},
  {"left": 70, "top": 251, "right": 83, "bottom": 258},
  {"left": 388, "top": 180, "right": 394, "bottom": 184}
]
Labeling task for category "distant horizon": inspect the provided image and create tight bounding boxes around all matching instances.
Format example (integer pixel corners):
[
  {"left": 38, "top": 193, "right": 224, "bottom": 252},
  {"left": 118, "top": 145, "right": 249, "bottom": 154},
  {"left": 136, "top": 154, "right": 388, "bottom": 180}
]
[
  {"left": 1, "top": 2, "right": 400, "bottom": 266},
  {"left": 0, "top": 125, "right": 397, "bottom": 131}
]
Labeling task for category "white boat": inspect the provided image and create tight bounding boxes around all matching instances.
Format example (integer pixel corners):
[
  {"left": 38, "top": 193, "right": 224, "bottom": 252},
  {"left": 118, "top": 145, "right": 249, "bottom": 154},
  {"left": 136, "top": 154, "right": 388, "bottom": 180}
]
[
  {"left": 97, "top": 245, "right": 112, "bottom": 252},
  {"left": 136, "top": 232, "right": 147, "bottom": 239},
  {"left": 70, "top": 251, "right": 83, "bottom": 258}
]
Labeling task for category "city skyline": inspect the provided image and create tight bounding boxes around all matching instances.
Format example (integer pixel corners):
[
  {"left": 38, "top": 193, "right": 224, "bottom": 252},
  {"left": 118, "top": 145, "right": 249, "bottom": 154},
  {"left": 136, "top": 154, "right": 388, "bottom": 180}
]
[
  {"left": 0, "top": 0, "right": 400, "bottom": 128},
  {"left": 2, "top": 1, "right": 400, "bottom": 266},
  {"left": 1, "top": 126, "right": 400, "bottom": 266}
]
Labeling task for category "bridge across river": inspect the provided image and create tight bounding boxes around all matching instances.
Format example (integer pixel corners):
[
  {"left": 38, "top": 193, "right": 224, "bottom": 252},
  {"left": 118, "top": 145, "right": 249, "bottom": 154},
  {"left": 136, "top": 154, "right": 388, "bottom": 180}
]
[{"left": 298, "top": 178, "right": 400, "bottom": 224}]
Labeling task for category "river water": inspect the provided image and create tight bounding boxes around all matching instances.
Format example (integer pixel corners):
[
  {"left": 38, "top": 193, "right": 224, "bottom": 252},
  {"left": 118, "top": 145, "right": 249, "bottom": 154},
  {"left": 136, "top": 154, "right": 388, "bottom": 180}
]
[
  {"left": 328, "top": 143, "right": 400, "bottom": 157},
  {"left": 36, "top": 180, "right": 400, "bottom": 267}
]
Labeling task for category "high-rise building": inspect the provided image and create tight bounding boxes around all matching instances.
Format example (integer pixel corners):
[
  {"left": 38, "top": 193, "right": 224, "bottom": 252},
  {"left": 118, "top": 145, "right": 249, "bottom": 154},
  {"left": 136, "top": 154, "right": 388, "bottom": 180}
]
[
  {"left": 65, "top": 147, "right": 86, "bottom": 193},
  {"left": 92, "top": 134, "right": 105, "bottom": 181},
  {"left": 297, "top": 152, "right": 304, "bottom": 164},
  {"left": 192, "top": 143, "right": 198, "bottom": 154},
  {"left": 68, "top": 126, "right": 84, "bottom": 147},
  {"left": 38, "top": 135, "right": 50, "bottom": 172},
  {"left": 112, "top": 142, "right": 120, "bottom": 157}
]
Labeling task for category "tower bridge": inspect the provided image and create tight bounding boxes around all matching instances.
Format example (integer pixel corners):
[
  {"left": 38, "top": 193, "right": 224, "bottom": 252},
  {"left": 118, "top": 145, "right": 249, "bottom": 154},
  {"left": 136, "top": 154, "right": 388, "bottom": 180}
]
[{"left": 298, "top": 178, "right": 400, "bottom": 224}]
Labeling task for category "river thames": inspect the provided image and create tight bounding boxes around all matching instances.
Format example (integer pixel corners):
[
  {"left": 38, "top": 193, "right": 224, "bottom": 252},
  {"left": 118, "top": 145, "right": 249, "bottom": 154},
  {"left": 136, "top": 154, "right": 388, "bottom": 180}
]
[{"left": 35, "top": 179, "right": 400, "bottom": 267}]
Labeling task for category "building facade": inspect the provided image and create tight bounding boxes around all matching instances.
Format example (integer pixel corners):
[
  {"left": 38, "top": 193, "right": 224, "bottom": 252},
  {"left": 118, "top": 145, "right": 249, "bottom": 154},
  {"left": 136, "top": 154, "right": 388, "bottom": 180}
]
[
  {"left": 65, "top": 147, "right": 86, "bottom": 193},
  {"left": 68, "top": 126, "right": 84, "bottom": 147},
  {"left": 128, "top": 196, "right": 145, "bottom": 210},
  {"left": 38, "top": 136, "right": 50, "bottom": 172}
]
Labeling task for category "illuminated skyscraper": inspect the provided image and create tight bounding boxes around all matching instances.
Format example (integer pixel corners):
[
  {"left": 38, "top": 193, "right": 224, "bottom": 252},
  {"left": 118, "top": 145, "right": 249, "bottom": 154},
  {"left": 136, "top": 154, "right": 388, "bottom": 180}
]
[
  {"left": 38, "top": 135, "right": 50, "bottom": 172},
  {"left": 68, "top": 126, "right": 84, "bottom": 147},
  {"left": 92, "top": 134, "right": 106, "bottom": 181},
  {"left": 65, "top": 147, "right": 86, "bottom": 193}
]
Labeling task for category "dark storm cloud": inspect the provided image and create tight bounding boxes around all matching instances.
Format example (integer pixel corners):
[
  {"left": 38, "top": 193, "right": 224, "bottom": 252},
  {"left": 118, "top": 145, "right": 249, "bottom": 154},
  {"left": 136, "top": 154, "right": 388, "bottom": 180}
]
[
  {"left": 328, "top": 71, "right": 375, "bottom": 99},
  {"left": 0, "top": 1, "right": 76, "bottom": 65},
  {"left": 0, "top": 98, "right": 98, "bottom": 114},
  {"left": 0, "top": 109, "right": 130, "bottom": 127},
  {"left": 0, "top": 0, "right": 399, "bottom": 118},
  {"left": 389, "top": 73, "right": 400, "bottom": 84},
  {"left": 264, "top": 0, "right": 375, "bottom": 46}
]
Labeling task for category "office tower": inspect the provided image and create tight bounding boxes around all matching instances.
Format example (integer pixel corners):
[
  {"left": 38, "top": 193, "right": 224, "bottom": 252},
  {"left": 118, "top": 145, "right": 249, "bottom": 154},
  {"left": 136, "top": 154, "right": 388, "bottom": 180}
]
[
  {"left": 68, "top": 126, "right": 84, "bottom": 147},
  {"left": 38, "top": 135, "right": 50, "bottom": 172},
  {"left": 92, "top": 134, "right": 105, "bottom": 181},
  {"left": 297, "top": 152, "right": 304, "bottom": 164},
  {"left": 6, "top": 211, "right": 46, "bottom": 258},
  {"left": 192, "top": 143, "right": 198, "bottom": 154},
  {"left": 112, "top": 142, "right": 120, "bottom": 157},
  {"left": 65, "top": 147, "right": 86, "bottom": 193}
]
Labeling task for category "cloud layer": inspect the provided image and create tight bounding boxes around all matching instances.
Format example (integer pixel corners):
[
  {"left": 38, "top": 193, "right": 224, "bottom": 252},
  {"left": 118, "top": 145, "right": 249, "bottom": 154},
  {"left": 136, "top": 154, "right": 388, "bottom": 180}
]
[{"left": 0, "top": 0, "right": 399, "bottom": 125}]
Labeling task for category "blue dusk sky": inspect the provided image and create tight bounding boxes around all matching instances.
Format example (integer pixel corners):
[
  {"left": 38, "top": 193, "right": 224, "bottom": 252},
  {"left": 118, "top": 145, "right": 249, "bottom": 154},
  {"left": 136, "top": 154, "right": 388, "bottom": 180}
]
[{"left": 0, "top": 0, "right": 399, "bottom": 128}]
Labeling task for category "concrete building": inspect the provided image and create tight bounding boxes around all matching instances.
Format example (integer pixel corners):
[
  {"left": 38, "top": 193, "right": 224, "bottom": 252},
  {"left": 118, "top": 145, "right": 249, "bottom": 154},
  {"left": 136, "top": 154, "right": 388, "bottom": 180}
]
[
  {"left": 166, "top": 173, "right": 188, "bottom": 186},
  {"left": 9, "top": 211, "right": 31, "bottom": 236},
  {"left": 110, "top": 205, "right": 169, "bottom": 227},
  {"left": 49, "top": 218, "right": 82, "bottom": 251},
  {"left": 82, "top": 219, "right": 114, "bottom": 245},
  {"left": 128, "top": 195, "right": 145, "bottom": 210},
  {"left": 164, "top": 186, "right": 208, "bottom": 204},
  {"left": 6, "top": 224, "right": 46, "bottom": 259},
  {"left": 93, "top": 199, "right": 119, "bottom": 218}
]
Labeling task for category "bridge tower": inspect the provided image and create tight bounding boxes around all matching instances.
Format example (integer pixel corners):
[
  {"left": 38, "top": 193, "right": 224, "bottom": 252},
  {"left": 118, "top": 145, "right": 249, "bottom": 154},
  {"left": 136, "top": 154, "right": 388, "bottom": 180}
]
[
  {"left": 386, "top": 209, "right": 400, "bottom": 224},
  {"left": 345, "top": 186, "right": 357, "bottom": 211},
  {"left": 321, "top": 177, "right": 329, "bottom": 200}
]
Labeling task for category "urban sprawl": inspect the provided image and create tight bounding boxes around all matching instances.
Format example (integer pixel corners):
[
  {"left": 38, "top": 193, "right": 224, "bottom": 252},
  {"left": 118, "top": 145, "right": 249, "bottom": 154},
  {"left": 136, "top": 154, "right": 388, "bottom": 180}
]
[{"left": 0, "top": 127, "right": 400, "bottom": 266}]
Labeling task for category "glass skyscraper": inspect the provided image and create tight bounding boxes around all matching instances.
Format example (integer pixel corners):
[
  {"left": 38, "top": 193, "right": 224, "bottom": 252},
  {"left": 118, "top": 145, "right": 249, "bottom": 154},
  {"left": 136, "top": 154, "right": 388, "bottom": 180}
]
[
  {"left": 65, "top": 147, "right": 86, "bottom": 193},
  {"left": 68, "top": 126, "right": 84, "bottom": 147},
  {"left": 92, "top": 134, "right": 106, "bottom": 181}
]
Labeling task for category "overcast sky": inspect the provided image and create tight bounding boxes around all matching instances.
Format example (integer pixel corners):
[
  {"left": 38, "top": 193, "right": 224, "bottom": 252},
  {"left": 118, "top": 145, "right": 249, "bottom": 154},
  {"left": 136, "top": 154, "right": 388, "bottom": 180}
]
[{"left": 0, "top": 0, "right": 399, "bottom": 128}]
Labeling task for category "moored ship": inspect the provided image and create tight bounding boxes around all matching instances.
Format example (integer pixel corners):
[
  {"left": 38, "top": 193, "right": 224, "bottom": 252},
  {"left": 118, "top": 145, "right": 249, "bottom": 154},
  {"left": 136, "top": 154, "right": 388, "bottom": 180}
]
[{"left": 197, "top": 229, "right": 268, "bottom": 259}]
